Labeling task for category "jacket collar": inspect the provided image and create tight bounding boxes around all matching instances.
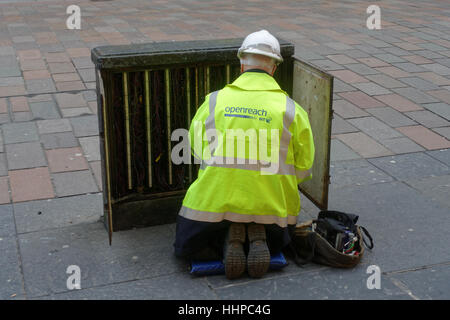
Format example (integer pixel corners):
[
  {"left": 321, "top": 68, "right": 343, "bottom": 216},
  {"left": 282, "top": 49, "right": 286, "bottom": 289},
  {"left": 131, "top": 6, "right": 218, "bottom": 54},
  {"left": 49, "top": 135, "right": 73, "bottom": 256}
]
[{"left": 227, "top": 71, "right": 285, "bottom": 92}]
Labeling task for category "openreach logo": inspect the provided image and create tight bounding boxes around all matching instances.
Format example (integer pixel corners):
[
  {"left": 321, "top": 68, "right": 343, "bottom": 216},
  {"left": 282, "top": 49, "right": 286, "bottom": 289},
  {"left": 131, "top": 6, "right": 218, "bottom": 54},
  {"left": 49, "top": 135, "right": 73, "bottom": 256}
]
[{"left": 224, "top": 106, "right": 272, "bottom": 123}]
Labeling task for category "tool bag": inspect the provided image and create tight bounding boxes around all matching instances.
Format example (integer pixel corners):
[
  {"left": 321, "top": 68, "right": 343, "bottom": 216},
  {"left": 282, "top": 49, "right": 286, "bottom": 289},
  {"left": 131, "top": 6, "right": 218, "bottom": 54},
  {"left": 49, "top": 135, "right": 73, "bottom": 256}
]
[{"left": 286, "top": 210, "right": 374, "bottom": 268}]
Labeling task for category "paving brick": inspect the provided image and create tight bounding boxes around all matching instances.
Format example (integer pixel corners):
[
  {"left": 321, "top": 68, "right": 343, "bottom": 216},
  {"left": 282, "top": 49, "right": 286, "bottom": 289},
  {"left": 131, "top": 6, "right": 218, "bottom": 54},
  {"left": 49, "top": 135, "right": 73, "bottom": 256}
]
[
  {"left": 373, "top": 93, "right": 423, "bottom": 112},
  {"left": 0, "top": 153, "right": 7, "bottom": 176},
  {"left": 40, "top": 132, "right": 78, "bottom": 150},
  {"left": 415, "top": 72, "right": 450, "bottom": 86},
  {"left": 421, "top": 103, "right": 450, "bottom": 121},
  {"left": 6, "top": 142, "right": 47, "bottom": 170},
  {"left": 332, "top": 99, "right": 369, "bottom": 119},
  {"left": 48, "top": 62, "right": 76, "bottom": 74},
  {"left": 348, "top": 117, "right": 403, "bottom": 142},
  {"left": 427, "top": 149, "right": 450, "bottom": 167},
  {"left": 20, "top": 59, "right": 46, "bottom": 71},
  {"left": 0, "top": 176, "right": 10, "bottom": 204},
  {"left": 329, "top": 70, "right": 368, "bottom": 84},
  {"left": 326, "top": 54, "right": 358, "bottom": 65},
  {"left": 17, "top": 49, "right": 41, "bottom": 61},
  {"left": 380, "top": 137, "right": 425, "bottom": 154},
  {"left": 12, "top": 112, "right": 33, "bottom": 122},
  {"left": 44, "top": 52, "right": 70, "bottom": 63},
  {"left": 393, "top": 87, "right": 440, "bottom": 104},
  {"left": 432, "top": 127, "right": 450, "bottom": 140},
  {"left": 373, "top": 53, "right": 406, "bottom": 63},
  {"left": 367, "top": 107, "right": 417, "bottom": 127},
  {"left": 61, "top": 107, "right": 92, "bottom": 118},
  {"left": 72, "top": 57, "right": 94, "bottom": 69},
  {"left": 374, "top": 66, "right": 411, "bottom": 78},
  {"left": 335, "top": 132, "right": 393, "bottom": 158},
  {"left": 338, "top": 91, "right": 385, "bottom": 108},
  {"left": 46, "top": 147, "right": 88, "bottom": 173},
  {"left": 79, "top": 136, "right": 100, "bottom": 162},
  {"left": 55, "top": 92, "right": 87, "bottom": 109},
  {"left": 9, "top": 167, "right": 54, "bottom": 202},
  {"left": 25, "top": 79, "right": 56, "bottom": 95},
  {"left": 352, "top": 82, "right": 391, "bottom": 96},
  {"left": 0, "top": 77, "right": 24, "bottom": 87},
  {"left": 0, "top": 86, "right": 26, "bottom": 97},
  {"left": 330, "top": 139, "right": 361, "bottom": 161},
  {"left": 402, "top": 55, "right": 434, "bottom": 64},
  {"left": 422, "top": 63, "right": 450, "bottom": 76},
  {"left": 368, "top": 153, "right": 449, "bottom": 181},
  {"left": 52, "top": 170, "right": 98, "bottom": 197},
  {"left": 405, "top": 110, "right": 449, "bottom": 128},
  {"left": 0, "top": 98, "right": 7, "bottom": 114},
  {"left": 2, "top": 122, "right": 39, "bottom": 144},
  {"left": 23, "top": 70, "right": 51, "bottom": 80},
  {"left": 89, "top": 161, "right": 103, "bottom": 191},
  {"left": 356, "top": 57, "right": 389, "bottom": 67},
  {"left": 344, "top": 63, "right": 378, "bottom": 75},
  {"left": 52, "top": 73, "right": 80, "bottom": 82},
  {"left": 364, "top": 74, "right": 407, "bottom": 89},
  {"left": 0, "top": 204, "right": 15, "bottom": 237},
  {"left": 331, "top": 115, "right": 358, "bottom": 134},
  {"left": 332, "top": 79, "right": 355, "bottom": 93},
  {"left": 29, "top": 101, "right": 60, "bottom": 120},
  {"left": 392, "top": 62, "right": 428, "bottom": 73},
  {"left": 70, "top": 115, "right": 99, "bottom": 137},
  {"left": 397, "top": 125, "right": 450, "bottom": 150},
  {"left": 67, "top": 47, "right": 91, "bottom": 58},
  {"left": 36, "top": 119, "right": 72, "bottom": 135},
  {"left": 55, "top": 81, "right": 85, "bottom": 91},
  {"left": 426, "top": 89, "right": 450, "bottom": 104},
  {"left": 9, "top": 96, "right": 29, "bottom": 112},
  {"left": 399, "top": 77, "right": 440, "bottom": 91}
]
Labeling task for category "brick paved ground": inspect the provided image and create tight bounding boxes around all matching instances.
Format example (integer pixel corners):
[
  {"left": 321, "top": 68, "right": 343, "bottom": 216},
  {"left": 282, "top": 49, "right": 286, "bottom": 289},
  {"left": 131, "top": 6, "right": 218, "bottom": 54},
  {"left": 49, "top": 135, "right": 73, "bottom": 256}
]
[{"left": 0, "top": 0, "right": 449, "bottom": 300}]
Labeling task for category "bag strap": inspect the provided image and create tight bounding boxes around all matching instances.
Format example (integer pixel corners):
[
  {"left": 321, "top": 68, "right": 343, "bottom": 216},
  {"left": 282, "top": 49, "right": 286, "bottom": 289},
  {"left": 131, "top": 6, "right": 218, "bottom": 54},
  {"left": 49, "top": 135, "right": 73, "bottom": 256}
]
[
  {"left": 360, "top": 226, "right": 374, "bottom": 250},
  {"left": 289, "top": 232, "right": 317, "bottom": 267}
]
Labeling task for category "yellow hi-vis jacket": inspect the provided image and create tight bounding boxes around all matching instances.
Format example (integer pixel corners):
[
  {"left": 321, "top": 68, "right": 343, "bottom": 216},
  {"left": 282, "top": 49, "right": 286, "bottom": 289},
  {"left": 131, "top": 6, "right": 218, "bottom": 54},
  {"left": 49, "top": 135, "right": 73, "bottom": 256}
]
[{"left": 179, "top": 71, "right": 315, "bottom": 228}]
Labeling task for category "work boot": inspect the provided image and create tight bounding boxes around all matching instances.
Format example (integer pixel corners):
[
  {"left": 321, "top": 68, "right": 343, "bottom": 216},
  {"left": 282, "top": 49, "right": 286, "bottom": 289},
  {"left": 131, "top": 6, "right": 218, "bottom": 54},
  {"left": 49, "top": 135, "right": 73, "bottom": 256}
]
[
  {"left": 223, "top": 223, "right": 246, "bottom": 280},
  {"left": 247, "top": 224, "right": 270, "bottom": 278}
]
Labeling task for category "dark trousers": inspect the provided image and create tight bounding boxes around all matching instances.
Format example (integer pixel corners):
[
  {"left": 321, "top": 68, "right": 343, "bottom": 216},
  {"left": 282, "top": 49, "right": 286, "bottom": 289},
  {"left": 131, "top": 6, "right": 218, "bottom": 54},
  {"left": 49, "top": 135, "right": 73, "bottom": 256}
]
[{"left": 174, "top": 215, "right": 295, "bottom": 260}]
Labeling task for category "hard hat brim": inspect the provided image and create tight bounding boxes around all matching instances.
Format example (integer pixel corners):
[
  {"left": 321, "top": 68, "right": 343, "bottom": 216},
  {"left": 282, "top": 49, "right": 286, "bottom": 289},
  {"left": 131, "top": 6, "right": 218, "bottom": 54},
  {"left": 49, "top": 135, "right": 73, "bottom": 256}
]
[{"left": 237, "top": 48, "right": 283, "bottom": 64}]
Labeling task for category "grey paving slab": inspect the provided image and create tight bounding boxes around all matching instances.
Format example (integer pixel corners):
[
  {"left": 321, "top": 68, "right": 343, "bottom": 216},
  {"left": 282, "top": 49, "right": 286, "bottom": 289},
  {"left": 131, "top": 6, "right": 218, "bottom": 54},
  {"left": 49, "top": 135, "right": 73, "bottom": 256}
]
[
  {"left": 70, "top": 115, "right": 99, "bottom": 137},
  {"left": 78, "top": 136, "right": 100, "bottom": 162},
  {"left": 42, "top": 273, "right": 214, "bottom": 300},
  {"left": 213, "top": 265, "right": 409, "bottom": 300},
  {"left": 399, "top": 77, "right": 440, "bottom": 91},
  {"left": 393, "top": 88, "right": 440, "bottom": 104},
  {"left": 404, "top": 175, "right": 450, "bottom": 209},
  {"left": 13, "top": 112, "right": 33, "bottom": 122},
  {"left": 379, "top": 137, "right": 425, "bottom": 154},
  {"left": 332, "top": 99, "right": 369, "bottom": 119},
  {"left": 344, "top": 63, "right": 379, "bottom": 75},
  {"left": 331, "top": 115, "right": 359, "bottom": 135},
  {"left": 365, "top": 74, "right": 408, "bottom": 89},
  {"left": 61, "top": 107, "right": 93, "bottom": 118},
  {"left": 0, "top": 204, "right": 15, "bottom": 237},
  {"left": 78, "top": 68, "right": 96, "bottom": 82},
  {"left": 6, "top": 141, "right": 47, "bottom": 170},
  {"left": 0, "top": 236, "right": 25, "bottom": 300},
  {"left": 309, "top": 59, "right": 344, "bottom": 71},
  {"left": 329, "top": 159, "right": 394, "bottom": 188},
  {"left": 36, "top": 119, "right": 72, "bottom": 135},
  {"left": 52, "top": 170, "right": 98, "bottom": 197},
  {"left": 333, "top": 79, "right": 356, "bottom": 93},
  {"left": 347, "top": 117, "right": 403, "bottom": 141},
  {"left": 422, "top": 63, "right": 450, "bottom": 76},
  {"left": 41, "top": 132, "right": 79, "bottom": 150},
  {"left": 373, "top": 53, "right": 406, "bottom": 63},
  {"left": 352, "top": 83, "right": 391, "bottom": 96},
  {"left": 329, "top": 181, "right": 450, "bottom": 272},
  {"left": 330, "top": 139, "right": 361, "bottom": 162},
  {"left": 422, "top": 103, "right": 450, "bottom": 121},
  {"left": 405, "top": 110, "right": 449, "bottom": 128},
  {"left": 18, "top": 222, "right": 186, "bottom": 298},
  {"left": 0, "top": 77, "right": 24, "bottom": 87},
  {"left": 29, "top": 101, "right": 60, "bottom": 120},
  {"left": 2, "top": 122, "right": 39, "bottom": 144},
  {"left": 13, "top": 193, "right": 103, "bottom": 234},
  {"left": 432, "top": 127, "right": 450, "bottom": 140},
  {"left": 25, "top": 79, "right": 56, "bottom": 95},
  {"left": 389, "top": 264, "right": 450, "bottom": 300},
  {"left": 0, "top": 113, "right": 10, "bottom": 124},
  {"left": 392, "top": 63, "right": 428, "bottom": 73},
  {"left": 368, "top": 152, "right": 449, "bottom": 181},
  {"left": 426, "top": 149, "right": 450, "bottom": 166},
  {"left": 367, "top": 107, "right": 417, "bottom": 128},
  {"left": 0, "top": 153, "right": 7, "bottom": 176}
]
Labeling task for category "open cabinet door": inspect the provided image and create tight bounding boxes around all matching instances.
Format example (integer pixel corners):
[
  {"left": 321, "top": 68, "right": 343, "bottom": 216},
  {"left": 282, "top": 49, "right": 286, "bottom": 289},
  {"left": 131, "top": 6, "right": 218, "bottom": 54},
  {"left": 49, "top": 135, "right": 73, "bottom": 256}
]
[{"left": 292, "top": 58, "right": 333, "bottom": 210}]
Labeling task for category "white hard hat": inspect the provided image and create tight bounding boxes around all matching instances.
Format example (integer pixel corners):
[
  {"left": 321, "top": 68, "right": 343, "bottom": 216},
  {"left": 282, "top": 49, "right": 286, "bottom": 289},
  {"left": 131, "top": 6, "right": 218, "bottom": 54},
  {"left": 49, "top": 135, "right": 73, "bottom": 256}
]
[{"left": 237, "top": 29, "right": 283, "bottom": 64}]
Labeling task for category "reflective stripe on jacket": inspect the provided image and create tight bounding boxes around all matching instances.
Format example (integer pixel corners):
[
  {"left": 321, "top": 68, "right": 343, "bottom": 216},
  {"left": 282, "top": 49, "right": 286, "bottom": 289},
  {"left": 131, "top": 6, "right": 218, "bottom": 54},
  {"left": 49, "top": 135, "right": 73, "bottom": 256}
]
[{"left": 180, "top": 71, "right": 315, "bottom": 228}]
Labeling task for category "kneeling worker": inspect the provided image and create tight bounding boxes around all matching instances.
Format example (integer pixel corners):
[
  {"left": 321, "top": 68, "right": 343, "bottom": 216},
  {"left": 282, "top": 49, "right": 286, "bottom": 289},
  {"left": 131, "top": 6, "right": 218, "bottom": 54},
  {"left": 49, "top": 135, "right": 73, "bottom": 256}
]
[{"left": 174, "top": 30, "right": 315, "bottom": 279}]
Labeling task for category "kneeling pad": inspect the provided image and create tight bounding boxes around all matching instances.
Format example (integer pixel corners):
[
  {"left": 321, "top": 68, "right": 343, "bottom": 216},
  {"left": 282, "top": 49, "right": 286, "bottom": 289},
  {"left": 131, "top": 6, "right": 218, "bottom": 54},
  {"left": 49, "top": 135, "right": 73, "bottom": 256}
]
[{"left": 190, "top": 252, "right": 288, "bottom": 276}]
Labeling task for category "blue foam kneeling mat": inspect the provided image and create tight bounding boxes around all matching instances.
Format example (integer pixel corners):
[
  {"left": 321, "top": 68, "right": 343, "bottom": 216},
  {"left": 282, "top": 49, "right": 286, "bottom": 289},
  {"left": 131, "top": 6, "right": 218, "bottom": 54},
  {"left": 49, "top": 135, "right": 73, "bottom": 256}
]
[{"left": 190, "top": 252, "right": 288, "bottom": 276}]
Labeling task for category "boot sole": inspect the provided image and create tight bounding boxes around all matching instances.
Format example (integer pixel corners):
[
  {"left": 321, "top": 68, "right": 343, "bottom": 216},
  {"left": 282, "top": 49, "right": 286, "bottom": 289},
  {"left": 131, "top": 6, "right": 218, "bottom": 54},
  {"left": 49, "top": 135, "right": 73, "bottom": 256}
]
[
  {"left": 247, "top": 225, "right": 270, "bottom": 278},
  {"left": 224, "top": 224, "right": 246, "bottom": 280}
]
